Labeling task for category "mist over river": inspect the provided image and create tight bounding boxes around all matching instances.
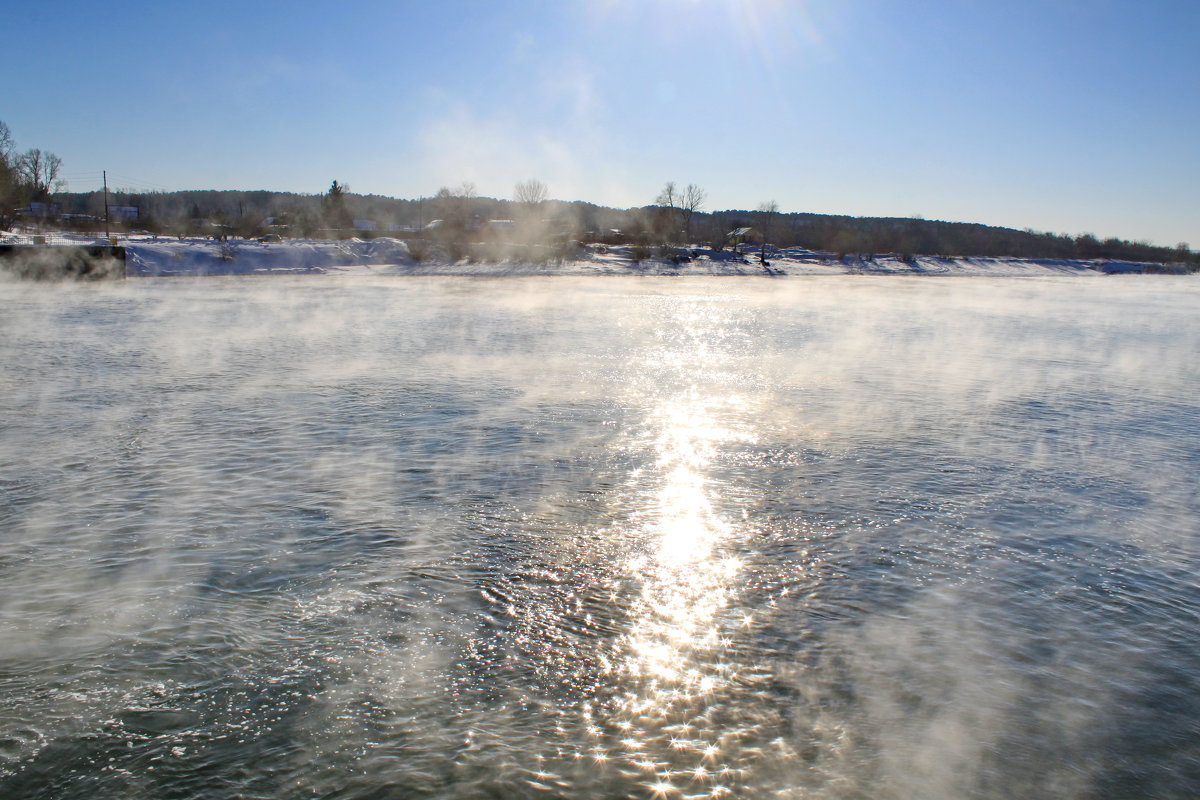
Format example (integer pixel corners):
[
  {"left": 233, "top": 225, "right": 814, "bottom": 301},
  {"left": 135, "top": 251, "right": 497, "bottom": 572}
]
[{"left": 1, "top": 276, "right": 1198, "bottom": 799}]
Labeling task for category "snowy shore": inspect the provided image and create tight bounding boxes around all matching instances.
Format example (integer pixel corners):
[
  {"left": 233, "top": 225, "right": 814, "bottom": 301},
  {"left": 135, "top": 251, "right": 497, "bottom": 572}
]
[{"left": 3, "top": 233, "right": 1184, "bottom": 278}]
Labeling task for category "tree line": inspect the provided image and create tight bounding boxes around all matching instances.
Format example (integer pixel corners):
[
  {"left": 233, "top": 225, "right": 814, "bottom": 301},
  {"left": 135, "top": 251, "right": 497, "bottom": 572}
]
[
  {"left": 0, "top": 121, "right": 65, "bottom": 230},
  {"left": 1, "top": 122, "right": 1191, "bottom": 267},
  {"left": 39, "top": 182, "right": 1189, "bottom": 266}
]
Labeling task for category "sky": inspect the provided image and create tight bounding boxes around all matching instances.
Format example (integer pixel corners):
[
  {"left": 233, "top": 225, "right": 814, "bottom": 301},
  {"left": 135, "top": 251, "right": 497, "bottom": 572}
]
[{"left": 3, "top": 0, "right": 1197, "bottom": 247}]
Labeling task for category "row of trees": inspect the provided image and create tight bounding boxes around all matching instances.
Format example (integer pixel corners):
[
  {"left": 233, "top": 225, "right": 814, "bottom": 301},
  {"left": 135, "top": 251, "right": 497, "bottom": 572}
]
[
  {"left": 418, "top": 179, "right": 578, "bottom": 263},
  {"left": 0, "top": 121, "right": 64, "bottom": 229},
  {"left": 644, "top": 182, "right": 1194, "bottom": 265},
  {"left": 15, "top": 153, "right": 1195, "bottom": 264}
]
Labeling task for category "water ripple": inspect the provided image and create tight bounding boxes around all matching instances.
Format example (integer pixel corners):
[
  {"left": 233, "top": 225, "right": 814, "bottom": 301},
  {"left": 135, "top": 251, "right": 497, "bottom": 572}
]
[{"left": 1, "top": 277, "right": 1198, "bottom": 798}]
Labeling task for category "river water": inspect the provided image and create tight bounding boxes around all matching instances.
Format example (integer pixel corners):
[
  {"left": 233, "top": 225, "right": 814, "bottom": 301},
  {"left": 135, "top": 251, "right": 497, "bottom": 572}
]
[{"left": 1, "top": 276, "right": 1198, "bottom": 799}]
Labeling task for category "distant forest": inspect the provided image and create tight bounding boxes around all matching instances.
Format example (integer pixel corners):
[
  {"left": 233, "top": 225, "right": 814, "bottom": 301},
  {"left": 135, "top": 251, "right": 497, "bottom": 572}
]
[
  {"left": 3, "top": 117, "right": 1191, "bottom": 264},
  {"left": 43, "top": 185, "right": 1195, "bottom": 266}
]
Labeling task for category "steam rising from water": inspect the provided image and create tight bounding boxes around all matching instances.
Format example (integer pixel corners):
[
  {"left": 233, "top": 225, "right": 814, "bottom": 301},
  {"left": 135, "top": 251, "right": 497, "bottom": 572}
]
[{"left": 1, "top": 276, "right": 1198, "bottom": 798}]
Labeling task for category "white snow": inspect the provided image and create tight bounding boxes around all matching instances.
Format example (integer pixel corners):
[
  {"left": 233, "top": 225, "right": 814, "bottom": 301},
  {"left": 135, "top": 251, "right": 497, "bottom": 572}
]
[{"left": 0, "top": 231, "right": 1180, "bottom": 277}]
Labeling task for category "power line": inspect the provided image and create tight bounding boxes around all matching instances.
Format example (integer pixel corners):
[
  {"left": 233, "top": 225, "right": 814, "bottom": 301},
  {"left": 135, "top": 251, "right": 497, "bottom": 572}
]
[
  {"left": 55, "top": 173, "right": 175, "bottom": 193},
  {"left": 105, "top": 174, "right": 175, "bottom": 191}
]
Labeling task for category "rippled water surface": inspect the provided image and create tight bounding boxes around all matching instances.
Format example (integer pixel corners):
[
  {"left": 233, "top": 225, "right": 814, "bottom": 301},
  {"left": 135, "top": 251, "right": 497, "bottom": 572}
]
[{"left": 1, "top": 276, "right": 1199, "bottom": 799}]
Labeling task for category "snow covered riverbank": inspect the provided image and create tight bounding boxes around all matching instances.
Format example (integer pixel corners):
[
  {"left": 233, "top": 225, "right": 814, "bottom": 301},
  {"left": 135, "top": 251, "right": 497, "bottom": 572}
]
[
  {"left": 125, "top": 238, "right": 1180, "bottom": 277},
  {"left": 2, "top": 233, "right": 1186, "bottom": 277}
]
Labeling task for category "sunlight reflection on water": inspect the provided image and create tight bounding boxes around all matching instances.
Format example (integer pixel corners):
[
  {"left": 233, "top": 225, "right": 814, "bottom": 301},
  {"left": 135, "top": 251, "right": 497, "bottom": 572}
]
[
  {"left": 2, "top": 277, "right": 1199, "bottom": 799},
  {"left": 609, "top": 393, "right": 747, "bottom": 796}
]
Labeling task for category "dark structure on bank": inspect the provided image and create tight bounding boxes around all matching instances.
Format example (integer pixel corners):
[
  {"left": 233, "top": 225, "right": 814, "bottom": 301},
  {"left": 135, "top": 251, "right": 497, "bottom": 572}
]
[{"left": 0, "top": 245, "right": 126, "bottom": 281}]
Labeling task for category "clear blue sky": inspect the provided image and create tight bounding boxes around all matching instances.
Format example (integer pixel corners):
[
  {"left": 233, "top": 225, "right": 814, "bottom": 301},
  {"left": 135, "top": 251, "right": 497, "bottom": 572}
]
[{"left": 4, "top": 0, "right": 1197, "bottom": 247}]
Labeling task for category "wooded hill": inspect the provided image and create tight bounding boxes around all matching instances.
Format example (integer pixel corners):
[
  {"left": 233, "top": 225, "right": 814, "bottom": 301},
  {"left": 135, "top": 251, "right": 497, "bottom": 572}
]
[{"left": 46, "top": 187, "right": 1196, "bottom": 266}]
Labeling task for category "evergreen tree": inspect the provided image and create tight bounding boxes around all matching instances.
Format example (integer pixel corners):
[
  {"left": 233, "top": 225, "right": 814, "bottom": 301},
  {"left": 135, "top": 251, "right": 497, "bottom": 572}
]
[{"left": 323, "top": 180, "right": 352, "bottom": 233}]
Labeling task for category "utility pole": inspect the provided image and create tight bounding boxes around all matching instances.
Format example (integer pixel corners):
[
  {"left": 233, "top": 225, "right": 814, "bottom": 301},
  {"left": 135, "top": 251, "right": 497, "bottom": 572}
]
[{"left": 103, "top": 170, "right": 110, "bottom": 240}]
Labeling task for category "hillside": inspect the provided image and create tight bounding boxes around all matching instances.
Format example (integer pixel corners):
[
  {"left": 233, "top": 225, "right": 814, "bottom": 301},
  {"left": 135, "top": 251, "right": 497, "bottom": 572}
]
[{"left": 39, "top": 188, "right": 1197, "bottom": 268}]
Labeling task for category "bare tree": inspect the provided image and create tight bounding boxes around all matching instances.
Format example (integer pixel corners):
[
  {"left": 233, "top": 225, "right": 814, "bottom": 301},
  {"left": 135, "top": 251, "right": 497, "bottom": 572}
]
[
  {"left": 0, "top": 121, "right": 13, "bottom": 164},
  {"left": 512, "top": 178, "right": 549, "bottom": 256},
  {"left": 681, "top": 183, "right": 706, "bottom": 243},
  {"left": 653, "top": 181, "right": 707, "bottom": 244},
  {"left": 654, "top": 181, "right": 681, "bottom": 244},
  {"left": 16, "top": 148, "right": 63, "bottom": 200},
  {"left": 655, "top": 181, "right": 678, "bottom": 210},
  {"left": 432, "top": 182, "right": 478, "bottom": 261},
  {"left": 513, "top": 178, "right": 548, "bottom": 207},
  {"left": 756, "top": 200, "right": 780, "bottom": 265},
  {"left": 0, "top": 122, "right": 16, "bottom": 229}
]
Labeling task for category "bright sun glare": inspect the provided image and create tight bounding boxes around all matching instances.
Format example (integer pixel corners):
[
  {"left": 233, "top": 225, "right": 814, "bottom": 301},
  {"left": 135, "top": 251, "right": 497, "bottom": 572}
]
[{"left": 598, "top": 296, "right": 758, "bottom": 781}]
